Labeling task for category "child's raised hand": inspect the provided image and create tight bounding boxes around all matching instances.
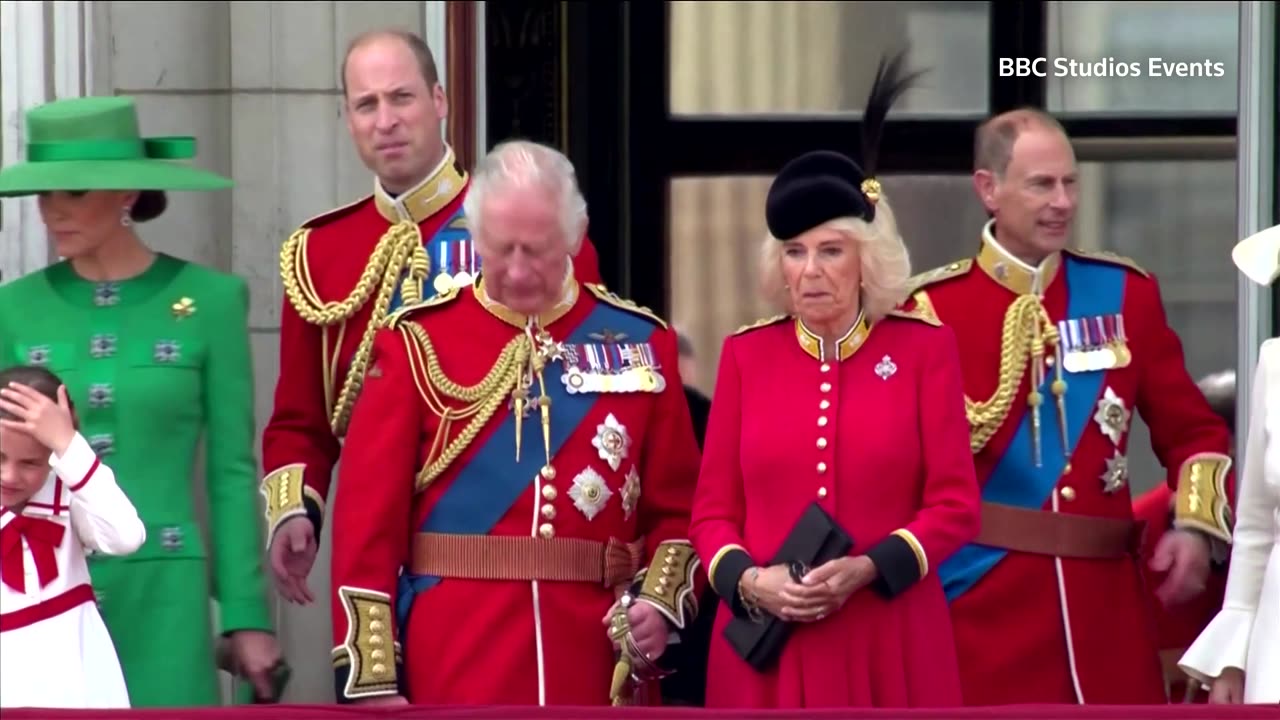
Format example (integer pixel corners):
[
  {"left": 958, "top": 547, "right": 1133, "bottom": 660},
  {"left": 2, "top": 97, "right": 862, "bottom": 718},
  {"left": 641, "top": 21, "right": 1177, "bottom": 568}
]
[{"left": 0, "top": 382, "right": 76, "bottom": 457}]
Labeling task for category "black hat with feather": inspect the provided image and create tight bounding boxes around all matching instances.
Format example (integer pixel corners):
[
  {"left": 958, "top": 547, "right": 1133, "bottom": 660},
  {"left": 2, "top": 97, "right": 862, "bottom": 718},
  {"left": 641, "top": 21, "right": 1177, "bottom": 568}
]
[{"left": 765, "top": 50, "right": 924, "bottom": 241}]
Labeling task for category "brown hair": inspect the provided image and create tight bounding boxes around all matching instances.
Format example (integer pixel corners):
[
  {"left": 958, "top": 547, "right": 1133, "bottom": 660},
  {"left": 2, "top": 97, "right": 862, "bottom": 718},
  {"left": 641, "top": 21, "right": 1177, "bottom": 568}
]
[
  {"left": 0, "top": 366, "right": 65, "bottom": 421},
  {"left": 974, "top": 108, "right": 1069, "bottom": 177},
  {"left": 341, "top": 29, "right": 440, "bottom": 99}
]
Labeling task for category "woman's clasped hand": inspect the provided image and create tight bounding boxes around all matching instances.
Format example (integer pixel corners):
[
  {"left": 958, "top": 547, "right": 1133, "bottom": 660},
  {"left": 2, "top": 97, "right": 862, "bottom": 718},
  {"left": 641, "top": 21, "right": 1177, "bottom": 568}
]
[{"left": 741, "top": 556, "right": 879, "bottom": 622}]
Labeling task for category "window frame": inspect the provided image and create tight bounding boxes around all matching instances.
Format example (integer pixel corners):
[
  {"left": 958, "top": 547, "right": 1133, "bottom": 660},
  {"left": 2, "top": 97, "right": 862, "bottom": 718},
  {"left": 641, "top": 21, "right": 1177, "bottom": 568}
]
[{"left": 621, "top": 1, "right": 1238, "bottom": 319}]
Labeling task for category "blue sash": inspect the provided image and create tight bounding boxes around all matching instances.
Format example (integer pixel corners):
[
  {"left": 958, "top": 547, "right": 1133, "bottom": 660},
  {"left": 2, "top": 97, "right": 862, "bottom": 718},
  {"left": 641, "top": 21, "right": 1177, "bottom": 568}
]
[
  {"left": 940, "top": 257, "right": 1126, "bottom": 602},
  {"left": 395, "top": 300, "right": 660, "bottom": 628},
  {"left": 389, "top": 207, "right": 474, "bottom": 312}
]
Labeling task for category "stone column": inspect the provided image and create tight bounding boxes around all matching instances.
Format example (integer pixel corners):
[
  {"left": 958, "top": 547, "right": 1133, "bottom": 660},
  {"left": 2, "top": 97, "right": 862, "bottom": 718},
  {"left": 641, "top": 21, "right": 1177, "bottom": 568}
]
[{"left": 0, "top": 0, "right": 92, "bottom": 282}]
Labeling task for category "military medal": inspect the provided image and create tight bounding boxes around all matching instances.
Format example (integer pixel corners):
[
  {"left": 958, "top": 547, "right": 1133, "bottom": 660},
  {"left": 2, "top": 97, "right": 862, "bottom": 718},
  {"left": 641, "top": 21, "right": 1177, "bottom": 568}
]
[
  {"left": 433, "top": 273, "right": 453, "bottom": 294},
  {"left": 1092, "top": 386, "right": 1131, "bottom": 445},
  {"left": 558, "top": 336, "right": 665, "bottom": 394},
  {"left": 1100, "top": 450, "right": 1128, "bottom": 494},
  {"left": 1059, "top": 315, "right": 1131, "bottom": 372},
  {"left": 592, "top": 414, "right": 631, "bottom": 471}
]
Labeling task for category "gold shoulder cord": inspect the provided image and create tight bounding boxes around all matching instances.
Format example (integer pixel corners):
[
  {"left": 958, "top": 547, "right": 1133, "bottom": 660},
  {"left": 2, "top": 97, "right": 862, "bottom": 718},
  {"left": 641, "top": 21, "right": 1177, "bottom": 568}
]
[
  {"left": 398, "top": 321, "right": 526, "bottom": 492},
  {"left": 967, "top": 294, "right": 1070, "bottom": 467},
  {"left": 279, "top": 221, "right": 431, "bottom": 437},
  {"left": 397, "top": 320, "right": 564, "bottom": 494}
]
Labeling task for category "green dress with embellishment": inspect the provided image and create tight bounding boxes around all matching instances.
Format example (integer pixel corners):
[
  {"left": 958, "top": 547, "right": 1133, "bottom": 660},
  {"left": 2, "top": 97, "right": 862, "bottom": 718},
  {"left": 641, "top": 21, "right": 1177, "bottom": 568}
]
[{"left": 0, "top": 254, "right": 273, "bottom": 707}]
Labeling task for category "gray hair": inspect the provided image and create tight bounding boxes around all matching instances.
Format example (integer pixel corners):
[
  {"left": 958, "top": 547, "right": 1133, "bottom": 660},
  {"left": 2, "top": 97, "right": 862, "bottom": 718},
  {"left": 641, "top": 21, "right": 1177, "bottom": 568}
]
[
  {"left": 463, "top": 140, "right": 587, "bottom": 254},
  {"left": 758, "top": 192, "right": 912, "bottom": 323}
]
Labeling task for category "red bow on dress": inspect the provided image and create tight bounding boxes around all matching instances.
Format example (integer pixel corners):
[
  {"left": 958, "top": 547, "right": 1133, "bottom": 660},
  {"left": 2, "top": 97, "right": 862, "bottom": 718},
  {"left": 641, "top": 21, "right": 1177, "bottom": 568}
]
[{"left": 0, "top": 514, "right": 66, "bottom": 593}]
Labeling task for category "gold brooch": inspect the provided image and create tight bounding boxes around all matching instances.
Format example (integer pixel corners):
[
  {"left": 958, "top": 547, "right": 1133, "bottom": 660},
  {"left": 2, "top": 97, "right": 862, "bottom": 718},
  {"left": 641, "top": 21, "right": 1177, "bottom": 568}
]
[
  {"left": 171, "top": 297, "right": 196, "bottom": 319},
  {"left": 861, "top": 177, "right": 882, "bottom": 203}
]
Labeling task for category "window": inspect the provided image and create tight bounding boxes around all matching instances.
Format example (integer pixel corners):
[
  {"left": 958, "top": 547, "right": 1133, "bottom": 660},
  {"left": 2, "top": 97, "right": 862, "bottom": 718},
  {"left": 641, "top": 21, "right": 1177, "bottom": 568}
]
[
  {"left": 1045, "top": 1, "right": 1240, "bottom": 115},
  {"left": 668, "top": 173, "right": 984, "bottom": 396},
  {"left": 668, "top": 1, "right": 990, "bottom": 117}
]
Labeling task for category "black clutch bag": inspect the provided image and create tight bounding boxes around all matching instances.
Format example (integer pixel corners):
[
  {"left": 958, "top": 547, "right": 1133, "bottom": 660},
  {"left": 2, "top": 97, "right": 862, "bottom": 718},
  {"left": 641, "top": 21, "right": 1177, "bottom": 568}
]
[{"left": 722, "top": 501, "right": 855, "bottom": 672}]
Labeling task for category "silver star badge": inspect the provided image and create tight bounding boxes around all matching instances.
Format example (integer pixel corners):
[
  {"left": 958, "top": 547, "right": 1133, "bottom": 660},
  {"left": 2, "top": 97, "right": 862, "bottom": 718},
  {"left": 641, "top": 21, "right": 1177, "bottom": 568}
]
[
  {"left": 1101, "top": 451, "right": 1128, "bottom": 494},
  {"left": 591, "top": 414, "right": 630, "bottom": 472},
  {"left": 1093, "top": 387, "right": 1130, "bottom": 445},
  {"left": 569, "top": 467, "right": 613, "bottom": 521}
]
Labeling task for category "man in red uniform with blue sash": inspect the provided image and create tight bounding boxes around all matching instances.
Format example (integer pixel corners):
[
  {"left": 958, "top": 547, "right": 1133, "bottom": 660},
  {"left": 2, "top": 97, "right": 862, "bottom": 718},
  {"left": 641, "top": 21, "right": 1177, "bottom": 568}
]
[
  {"left": 903, "top": 108, "right": 1234, "bottom": 704},
  {"left": 325, "top": 139, "right": 702, "bottom": 705},
  {"left": 258, "top": 29, "right": 601, "bottom": 604}
]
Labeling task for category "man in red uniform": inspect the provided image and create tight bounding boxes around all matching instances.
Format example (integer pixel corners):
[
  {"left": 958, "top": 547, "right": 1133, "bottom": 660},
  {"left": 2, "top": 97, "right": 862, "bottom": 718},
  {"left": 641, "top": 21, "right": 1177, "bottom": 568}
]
[
  {"left": 326, "top": 139, "right": 703, "bottom": 705},
  {"left": 904, "top": 108, "right": 1235, "bottom": 704},
  {"left": 259, "top": 29, "right": 602, "bottom": 603}
]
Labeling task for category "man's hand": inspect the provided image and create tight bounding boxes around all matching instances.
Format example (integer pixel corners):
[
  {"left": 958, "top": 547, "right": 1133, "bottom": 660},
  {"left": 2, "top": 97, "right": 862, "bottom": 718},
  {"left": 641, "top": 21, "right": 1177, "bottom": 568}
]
[
  {"left": 0, "top": 382, "right": 76, "bottom": 456},
  {"left": 269, "top": 517, "right": 317, "bottom": 604},
  {"left": 601, "top": 599, "right": 670, "bottom": 662},
  {"left": 227, "top": 630, "right": 284, "bottom": 701},
  {"left": 1149, "top": 528, "right": 1212, "bottom": 606}
]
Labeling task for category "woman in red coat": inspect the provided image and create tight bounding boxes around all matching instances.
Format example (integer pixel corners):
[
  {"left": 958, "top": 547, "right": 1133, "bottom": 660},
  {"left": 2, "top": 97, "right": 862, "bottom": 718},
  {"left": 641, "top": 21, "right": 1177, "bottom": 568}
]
[{"left": 688, "top": 54, "right": 981, "bottom": 709}]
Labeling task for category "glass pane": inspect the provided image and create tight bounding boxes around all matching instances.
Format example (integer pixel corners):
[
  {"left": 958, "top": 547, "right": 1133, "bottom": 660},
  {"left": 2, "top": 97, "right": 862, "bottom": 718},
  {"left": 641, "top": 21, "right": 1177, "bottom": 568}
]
[
  {"left": 667, "top": 173, "right": 982, "bottom": 396},
  {"left": 1045, "top": 1, "right": 1239, "bottom": 115},
  {"left": 669, "top": 0, "right": 989, "bottom": 117},
  {"left": 1076, "top": 160, "right": 1238, "bottom": 492},
  {"left": 668, "top": 160, "right": 1239, "bottom": 496}
]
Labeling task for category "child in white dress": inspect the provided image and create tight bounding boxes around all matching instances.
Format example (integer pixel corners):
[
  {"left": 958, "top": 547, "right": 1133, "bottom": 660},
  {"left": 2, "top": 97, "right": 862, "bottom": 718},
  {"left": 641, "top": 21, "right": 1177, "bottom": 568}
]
[
  {"left": 1179, "top": 223, "right": 1280, "bottom": 704},
  {"left": 0, "top": 366, "right": 146, "bottom": 708}
]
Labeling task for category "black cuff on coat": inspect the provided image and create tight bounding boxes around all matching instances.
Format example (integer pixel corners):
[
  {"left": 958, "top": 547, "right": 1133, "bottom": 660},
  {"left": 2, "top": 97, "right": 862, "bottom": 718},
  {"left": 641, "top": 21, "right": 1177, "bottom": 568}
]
[
  {"left": 710, "top": 548, "right": 755, "bottom": 619},
  {"left": 866, "top": 534, "right": 924, "bottom": 599},
  {"left": 304, "top": 495, "right": 325, "bottom": 537}
]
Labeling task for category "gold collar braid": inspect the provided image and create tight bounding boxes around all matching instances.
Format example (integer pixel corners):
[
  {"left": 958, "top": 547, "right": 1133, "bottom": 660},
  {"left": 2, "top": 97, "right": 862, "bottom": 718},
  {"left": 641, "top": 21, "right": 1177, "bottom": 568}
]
[
  {"left": 966, "top": 294, "right": 1070, "bottom": 467},
  {"left": 279, "top": 220, "right": 432, "bottom": 436}
]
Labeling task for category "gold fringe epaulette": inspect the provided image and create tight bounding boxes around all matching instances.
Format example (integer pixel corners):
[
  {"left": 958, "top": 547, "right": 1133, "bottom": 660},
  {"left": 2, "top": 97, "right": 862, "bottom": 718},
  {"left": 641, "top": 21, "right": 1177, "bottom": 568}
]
[
  {"left": 386, "top": 286, "right": 462, "bottom": 329},
  {"left": 1064, "top": 248, "right": 1150, "bottom": 277},
  {"left": 887, "top": 291, "right": 942, "bottom": 327},
  {"left": 733, "top": 315, "right": 788, "bottom": 336},
  {"left": 585, "top": 284, "right": 668, "bottom": 329},
  {"left": 906, "top": 258, "right": 973, "bottom": 295}
]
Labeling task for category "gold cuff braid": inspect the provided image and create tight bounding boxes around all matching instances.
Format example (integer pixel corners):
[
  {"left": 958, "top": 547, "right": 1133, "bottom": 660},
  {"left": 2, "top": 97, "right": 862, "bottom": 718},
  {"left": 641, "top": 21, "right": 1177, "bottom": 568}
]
[
  {"left": 635, "top": 540, "right": 700, "bottom": 630},
  {"left": 260, "top": 464, "right": 323, "bottom": 545},
  {"left": 1174, "top": 452, "right": 1234, "bottom": 543},
  {"left": 334, "top": 586, "right": 400, "bottom": 699}
]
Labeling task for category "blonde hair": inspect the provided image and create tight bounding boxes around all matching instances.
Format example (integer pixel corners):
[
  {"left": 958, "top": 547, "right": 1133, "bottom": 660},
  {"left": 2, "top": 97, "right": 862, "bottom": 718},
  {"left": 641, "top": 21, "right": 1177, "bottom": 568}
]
[{"left": 758, "top": 192, "right": 911, "bottom": 322}]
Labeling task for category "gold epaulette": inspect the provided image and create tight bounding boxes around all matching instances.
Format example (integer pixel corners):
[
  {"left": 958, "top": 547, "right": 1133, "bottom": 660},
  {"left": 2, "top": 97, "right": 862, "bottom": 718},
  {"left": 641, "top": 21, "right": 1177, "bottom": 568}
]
[
  {"left": 733, "top": 314, "right": 788, "bottom": 336},
  {"left": 1063, "top": 248, "right": 1150, "bottom": 277},
  {"left": 300, "top": 194, "right": 374, "bottom": 229},
  {"left": 385, "top": 286, "right": 461, "bottom": 329},
  {"left": 905, "top": 258, "right": 973, "bottom": 295},
  {"left": 886, "top": 291, "right": 942, "bottom": 327},
  {"left": 585, "top": 283, "right": 668, "bottom": 329}
]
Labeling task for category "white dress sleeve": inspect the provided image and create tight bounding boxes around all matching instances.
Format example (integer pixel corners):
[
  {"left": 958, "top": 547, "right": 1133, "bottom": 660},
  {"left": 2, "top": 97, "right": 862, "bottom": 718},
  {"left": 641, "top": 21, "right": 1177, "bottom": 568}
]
[
  {"left": 1178, "top": 338, "right": 1280, "bottom": 685},
  {"left": 49, "top": 432, "right": 147, "bottom": 555}
]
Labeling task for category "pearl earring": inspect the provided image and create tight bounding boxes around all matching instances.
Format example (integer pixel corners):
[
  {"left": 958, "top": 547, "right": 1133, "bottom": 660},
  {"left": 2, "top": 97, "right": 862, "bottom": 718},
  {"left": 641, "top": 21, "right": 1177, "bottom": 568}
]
[{"left": 120, "top": 206, "right": 133, "bottom": 227}]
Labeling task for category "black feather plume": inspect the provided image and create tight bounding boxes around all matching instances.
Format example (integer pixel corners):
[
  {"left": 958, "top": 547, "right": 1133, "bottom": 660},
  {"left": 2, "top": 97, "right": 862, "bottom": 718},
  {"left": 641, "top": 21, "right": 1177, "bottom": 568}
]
[{"left": 860, "top": 48, "right": 927, "bottom": 177}]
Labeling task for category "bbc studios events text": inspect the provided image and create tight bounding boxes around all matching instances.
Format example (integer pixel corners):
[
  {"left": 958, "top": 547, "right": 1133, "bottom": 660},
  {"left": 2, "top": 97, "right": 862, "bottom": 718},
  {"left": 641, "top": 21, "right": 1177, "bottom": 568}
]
[{"left": 999, "top": 57, "right": 1227, "bottom": 78}]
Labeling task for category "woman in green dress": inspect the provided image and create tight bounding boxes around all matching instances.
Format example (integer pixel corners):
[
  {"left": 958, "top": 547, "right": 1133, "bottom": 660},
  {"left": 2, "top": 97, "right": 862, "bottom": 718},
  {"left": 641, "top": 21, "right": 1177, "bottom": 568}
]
[{"left": 0, "top": 96, "right": 283, "bottom": 706}]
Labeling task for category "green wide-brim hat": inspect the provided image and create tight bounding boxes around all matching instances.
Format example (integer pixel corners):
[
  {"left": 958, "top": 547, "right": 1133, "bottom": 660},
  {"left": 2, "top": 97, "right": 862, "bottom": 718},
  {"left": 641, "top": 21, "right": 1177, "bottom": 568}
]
[{"left": 0, "top": 95, "right": 232, "bottom": 197}]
